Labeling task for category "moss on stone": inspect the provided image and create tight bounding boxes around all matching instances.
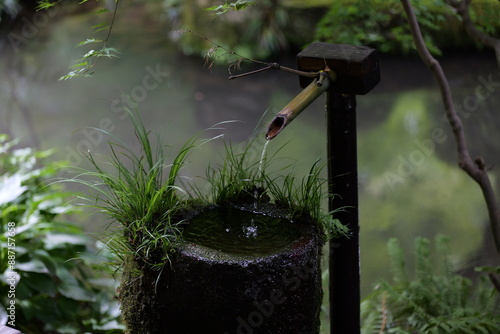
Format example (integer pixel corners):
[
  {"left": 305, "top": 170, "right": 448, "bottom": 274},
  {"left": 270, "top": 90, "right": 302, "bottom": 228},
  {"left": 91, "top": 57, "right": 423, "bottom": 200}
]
[
  {"left": 118, "top": 202, "right": 324, "bottom": 333},
  {"left": 119, "top": 256, "right": 171, "bottom": 334}
]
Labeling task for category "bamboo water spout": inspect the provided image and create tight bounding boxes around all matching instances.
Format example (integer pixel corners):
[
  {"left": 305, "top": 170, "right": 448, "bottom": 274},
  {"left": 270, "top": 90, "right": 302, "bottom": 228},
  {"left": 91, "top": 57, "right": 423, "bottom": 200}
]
[{"left": 265, "top": 71, "right": 335, "bottom": 140}]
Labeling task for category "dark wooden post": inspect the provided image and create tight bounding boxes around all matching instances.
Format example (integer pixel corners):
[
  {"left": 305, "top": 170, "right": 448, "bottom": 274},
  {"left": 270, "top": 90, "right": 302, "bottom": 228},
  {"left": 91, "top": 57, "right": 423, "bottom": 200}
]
[{"left": 297, "top": 42, "right": 380, "bottom": 333}]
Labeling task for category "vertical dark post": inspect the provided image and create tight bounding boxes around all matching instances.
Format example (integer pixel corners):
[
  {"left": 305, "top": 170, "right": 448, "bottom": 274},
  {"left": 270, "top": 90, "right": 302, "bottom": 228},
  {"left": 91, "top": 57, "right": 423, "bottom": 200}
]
[
  {"left": 327, "top": 92, "right": 360, "bottom": 333},
  {"left": 297, "top": 42, "right": 380, "bottom": 333}
]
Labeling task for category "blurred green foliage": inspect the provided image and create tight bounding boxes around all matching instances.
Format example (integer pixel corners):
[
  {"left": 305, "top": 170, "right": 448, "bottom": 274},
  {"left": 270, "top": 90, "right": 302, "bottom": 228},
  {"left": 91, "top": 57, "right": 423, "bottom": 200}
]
[
  {"left": 361, "top": 236, "right": 500, "bottom": 333},
  {"left": 169, "top": 0, "right": 500, "bottom": 59},
  {"left": 358, "top": 89, "right": 487, "bottom": 293},
  {"left": 2, "top": 0, "right": 500, "bottom": 62},
  {"left": 174, "top": 0, "right": 292, "bottom": 59},
  {"left": 0, "top": 135, "right": 123, "bottom": 333},
  {"left": 315, "top": 0, "right": 500, "bottom": 55},
  {"left": 204, "top": 0, "right": 257, "bottom": 15}
]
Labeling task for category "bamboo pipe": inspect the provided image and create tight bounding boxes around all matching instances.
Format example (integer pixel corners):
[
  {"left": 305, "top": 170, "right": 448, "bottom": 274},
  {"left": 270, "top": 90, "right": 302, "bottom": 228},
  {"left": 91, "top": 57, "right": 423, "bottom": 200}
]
[{"left": 265, "top": 71, "right": 335, "bottom": 140}]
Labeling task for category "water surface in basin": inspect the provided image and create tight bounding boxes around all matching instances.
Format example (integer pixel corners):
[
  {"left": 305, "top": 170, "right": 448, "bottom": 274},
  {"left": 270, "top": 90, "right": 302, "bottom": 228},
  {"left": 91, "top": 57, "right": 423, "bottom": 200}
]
[{"left": 183, "top": 206, "right": 303, "bottom": 256}]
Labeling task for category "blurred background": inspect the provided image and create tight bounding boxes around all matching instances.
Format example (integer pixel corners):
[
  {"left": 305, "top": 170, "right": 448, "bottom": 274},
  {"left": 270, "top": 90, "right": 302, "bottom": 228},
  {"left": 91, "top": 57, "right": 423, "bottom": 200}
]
[{"left": 1, "top": 0, "right": 499, "bottom": 323}]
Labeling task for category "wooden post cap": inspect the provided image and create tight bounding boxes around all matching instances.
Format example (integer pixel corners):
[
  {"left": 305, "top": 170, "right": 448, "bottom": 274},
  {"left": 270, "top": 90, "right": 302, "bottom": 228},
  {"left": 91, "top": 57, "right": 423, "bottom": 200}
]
[{"left": 297, "top": 42, "right": 380, "bottom": 95}]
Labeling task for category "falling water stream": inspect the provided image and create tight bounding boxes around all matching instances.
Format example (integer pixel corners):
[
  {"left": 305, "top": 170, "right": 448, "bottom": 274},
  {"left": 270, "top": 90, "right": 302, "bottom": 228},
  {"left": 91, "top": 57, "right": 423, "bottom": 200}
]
[
  {"left": 254, "top": 139, "right": 271, "bottom": 207},
  {"left": 248, "top": 138, "right": 271, "bottom": 236},
  {"left": 258, "top": 139, "right": 270, "bottom": 178}
]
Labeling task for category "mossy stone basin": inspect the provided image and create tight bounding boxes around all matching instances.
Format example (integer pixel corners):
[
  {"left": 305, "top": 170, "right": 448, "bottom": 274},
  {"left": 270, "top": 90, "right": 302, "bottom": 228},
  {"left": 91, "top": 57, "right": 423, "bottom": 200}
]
[{"left": 164, "top": 204, "right": 323, "bottom": 334}]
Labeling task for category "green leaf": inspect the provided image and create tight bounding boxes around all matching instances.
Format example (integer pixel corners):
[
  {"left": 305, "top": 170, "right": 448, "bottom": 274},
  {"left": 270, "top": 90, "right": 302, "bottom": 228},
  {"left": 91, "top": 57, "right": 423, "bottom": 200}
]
[
  {"left": 43, "top": 233, "right": 87, "bottom": 250},
  {"left": 0, "top": 173, "right": 28, "bottom": 206},
  {"left": 89, "top": 22, "right": 112, "bottom": 33},
  {"left": 33, "top": 249, "right": 58, "bottom": 275},
  {"left": 16, "top": 259, "right": 49, "bottom": 273},
  {"left": 94, "top": 25, "right": 111, "bottom": 33},
  {"left": 100, "top": 47, "right": 120, "bottom": 57},
  {"left": 76, "top": 38, "right": 104, "bottom": 47},
  {"left": 58, "top": 284, "right": 96, "bottom": 302},
  {"left": 22, "top": 272, "right": 57, "bottom": 297},
  {"left": 475, "top": 266, "right": 500, "bottom": 274},
  {"left": 36, "top": 0, "right": 58, "bottom": 11},
  {"left": 205, "top": 1, "right": 256, "bottom": 15},
  {"left": 90, "top": 22, "right": 107, "bottom": 29},
  {"left": 95, "top": 8, "right": 110, "bottom": 14},
  {"left": 83, "top": 49, "right": 97, "bottom": 58}
]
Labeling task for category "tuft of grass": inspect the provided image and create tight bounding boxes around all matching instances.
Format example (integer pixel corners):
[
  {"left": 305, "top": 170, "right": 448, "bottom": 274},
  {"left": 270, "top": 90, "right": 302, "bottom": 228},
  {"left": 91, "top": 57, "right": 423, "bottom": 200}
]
[
  {"left": 190, "top": 139, "right": 349, "bottom": 241},
  {"left": 66, "top": 107, "right": 195, "bottom": 272},
  {"left": 66, "top": 110, "right": 348, "bottom": 275},
  {"left": 264, "top": 160, "right": 349, "bottom": 241},
  {"left": 200, "top": 141, "right": 262, "bottom": 204}
]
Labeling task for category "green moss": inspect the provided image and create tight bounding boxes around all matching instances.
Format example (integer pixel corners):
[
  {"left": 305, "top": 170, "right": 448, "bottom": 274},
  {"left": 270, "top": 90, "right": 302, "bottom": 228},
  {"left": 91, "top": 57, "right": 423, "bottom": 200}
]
[
  {"left": 118, "top": 256, "right": 171, "bottom": 334},
  {"left": 117, "top": 200, "right": 325, "bottom": 333}
]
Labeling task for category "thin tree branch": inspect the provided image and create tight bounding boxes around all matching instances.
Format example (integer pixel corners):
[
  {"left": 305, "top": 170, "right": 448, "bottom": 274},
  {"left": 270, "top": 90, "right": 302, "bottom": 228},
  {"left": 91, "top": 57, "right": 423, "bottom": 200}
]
[
  {"left": 181, "top": 29, "right": 320, "bottom": 80},
  {"left": 228, "top": 63, "right": 319, "bottom": 80},
  {"left": 488, "top": 273, "right": 500, "bottom": 293},
  {"left": 83, "top": 0, "right": 120, "bottom": 74},
  {"left": 444, "top": 0, "right": 500, "bottom": 69},
  {"left": 401, "top": 0, "right": 500, "bottom": 255},
  {"left": 228, "top": 64, "right": 279, "bottom": 79}
]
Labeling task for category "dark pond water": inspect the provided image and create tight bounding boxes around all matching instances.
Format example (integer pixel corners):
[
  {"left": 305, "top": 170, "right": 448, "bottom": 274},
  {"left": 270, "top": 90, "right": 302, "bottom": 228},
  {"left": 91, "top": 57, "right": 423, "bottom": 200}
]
[{"left": 1, "top": 1, "right": 499, "bottom": 297}]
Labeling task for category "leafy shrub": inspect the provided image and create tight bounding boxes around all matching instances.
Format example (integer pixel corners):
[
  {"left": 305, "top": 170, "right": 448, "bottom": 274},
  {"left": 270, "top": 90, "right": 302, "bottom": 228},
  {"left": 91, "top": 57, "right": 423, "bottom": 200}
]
[
  {"left": 315, "top": 0, "right": 500, "bottom": 55},
  {"left": 316, "top": 0, "right": 446, "bottom": 55},
  {"left": 361, "top": 235, "right": 500, "bottom": 334},
  {"left": 0, "top": 135, "right": 122, "bottom": 333}
]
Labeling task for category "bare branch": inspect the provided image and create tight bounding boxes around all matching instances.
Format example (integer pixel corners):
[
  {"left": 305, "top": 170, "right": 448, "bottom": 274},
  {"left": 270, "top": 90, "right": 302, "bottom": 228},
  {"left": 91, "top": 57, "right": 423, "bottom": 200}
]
[
  {"left": 228, "top": 64, "right": 277, "bottom": 80},
  {"left": 401, "top": 0, "right": 500, "bottom": 255},
  {"left": 180, "top": 29, "right": 320, "bottom": 80}
]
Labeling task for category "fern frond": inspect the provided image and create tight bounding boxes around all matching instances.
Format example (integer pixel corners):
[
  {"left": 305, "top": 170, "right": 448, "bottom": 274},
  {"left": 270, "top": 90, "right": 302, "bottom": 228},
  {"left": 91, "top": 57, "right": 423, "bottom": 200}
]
[
  {"left": 362, "top": 236, "right": 500, "bottom": 334},
  {"left": 387, "top": 238, "right": 407, "bottom": 284}
]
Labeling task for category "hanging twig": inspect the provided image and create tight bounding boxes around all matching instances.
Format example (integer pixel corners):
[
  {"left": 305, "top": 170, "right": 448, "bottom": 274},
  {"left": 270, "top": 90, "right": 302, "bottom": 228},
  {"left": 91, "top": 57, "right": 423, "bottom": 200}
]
[
  {"left": 59, "top": 0, "right": 120, "bottom": 80},
  {"left": 400, "top": 0, "right": 500, "bottom": 256},
  {"left": 180, "top": 29, "right": 320, "bottom": 80}
]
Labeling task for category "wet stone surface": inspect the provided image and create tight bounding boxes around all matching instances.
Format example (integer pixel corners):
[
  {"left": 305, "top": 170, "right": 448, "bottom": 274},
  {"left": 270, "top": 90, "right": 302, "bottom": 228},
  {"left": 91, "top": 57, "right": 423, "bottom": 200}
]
[
  {"left": 165, "top": 204, "right": 323, "bottom": 334},
  {"left": 119, "top": 203, "right": 324, "bottom": 334}
]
